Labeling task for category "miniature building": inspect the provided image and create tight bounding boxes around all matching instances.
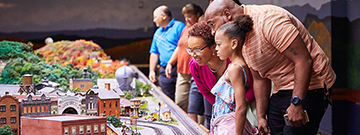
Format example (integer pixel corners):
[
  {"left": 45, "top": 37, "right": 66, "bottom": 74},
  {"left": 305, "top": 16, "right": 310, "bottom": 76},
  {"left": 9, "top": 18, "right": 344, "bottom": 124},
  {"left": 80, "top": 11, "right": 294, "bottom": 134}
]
[
  {"left": 21, "top": 114, "right": 107, "bottom": 135},
  {"left": 85, "top": 90, "right": 99, "bottom": 116},
  {"left": 162, "top": 111, "right": 171, "bottom": 122},
  {"left": 69, "top": 67, "right": 93, "bottom": 92},
  {"left": 120, "top": 98, "right": 131, "bottom": 116},
  {"left": 58, "top": 95, "right": 84, "bottom": 115},
  {"left": 21, "top": 94, "right": 51, "bottom": 116},
  {"left": 92, "top": 86, "right": 120, "bottom": 117},
  {"left": 11, "top": 94, "right": 59, "bottom": 116},
  {"left": 18, "top": 74, "right": 36, "bottom": 95},
  {"left": 97, "top": 79, "right": 125, "bottom": 98},
  {"left": 70, "top": 78, "right": 93, "bottom": 92},
  {"left": 115, "top": 65, "right": 137, "bottom": 91},
  {"left": 0, "top": 85, "right": 20, "bottom": 97},
  {"left": 0, "top": 93, "right": 20, "bottom": 135}
]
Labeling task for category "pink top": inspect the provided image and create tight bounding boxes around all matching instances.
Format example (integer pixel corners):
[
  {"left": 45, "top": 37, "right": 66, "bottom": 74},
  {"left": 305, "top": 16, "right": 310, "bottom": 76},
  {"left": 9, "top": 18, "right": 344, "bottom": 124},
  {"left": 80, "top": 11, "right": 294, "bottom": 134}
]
[{"left": 189, "top": 58, "right": 255, "bottom": 105}]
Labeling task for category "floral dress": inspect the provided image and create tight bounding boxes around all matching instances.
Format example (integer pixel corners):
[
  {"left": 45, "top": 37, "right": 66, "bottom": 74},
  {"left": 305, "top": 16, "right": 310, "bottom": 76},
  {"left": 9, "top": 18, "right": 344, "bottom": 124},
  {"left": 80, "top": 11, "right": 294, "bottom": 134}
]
[{"left": 210, "top": 63, "right": 248, "bottom": 132}]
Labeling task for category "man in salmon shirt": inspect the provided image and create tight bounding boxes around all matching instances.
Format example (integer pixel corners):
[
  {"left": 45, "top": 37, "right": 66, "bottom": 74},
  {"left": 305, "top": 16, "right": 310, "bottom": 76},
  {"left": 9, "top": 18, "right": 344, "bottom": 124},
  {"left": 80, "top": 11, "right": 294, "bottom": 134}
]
[{"left": 205, "top": 0, "right": 336, "bottom": 134}]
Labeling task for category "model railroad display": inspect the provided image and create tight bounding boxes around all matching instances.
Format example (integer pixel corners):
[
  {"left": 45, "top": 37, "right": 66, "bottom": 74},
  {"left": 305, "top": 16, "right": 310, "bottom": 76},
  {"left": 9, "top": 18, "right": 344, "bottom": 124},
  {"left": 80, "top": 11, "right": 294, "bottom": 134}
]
[{"left": 0, "top": 40, "right": 207, "bottom": 135}]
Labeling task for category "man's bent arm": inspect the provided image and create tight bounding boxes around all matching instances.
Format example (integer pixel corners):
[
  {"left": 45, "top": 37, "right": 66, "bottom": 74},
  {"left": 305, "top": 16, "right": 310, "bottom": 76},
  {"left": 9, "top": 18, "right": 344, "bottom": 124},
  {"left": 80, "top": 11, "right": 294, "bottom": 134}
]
[
  {"left": 251, "top": 68, "right": 271, "bottom": 135},
  {"left": 282, "top": 34, "right": 312, "bottom": 127}
]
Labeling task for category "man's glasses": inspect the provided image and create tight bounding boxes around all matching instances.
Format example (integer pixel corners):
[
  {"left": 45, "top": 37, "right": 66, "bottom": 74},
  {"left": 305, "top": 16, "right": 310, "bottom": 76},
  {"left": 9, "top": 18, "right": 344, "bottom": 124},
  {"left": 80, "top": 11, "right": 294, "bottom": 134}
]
[{"left": 186, "top": 46, "right": 208, "bottom": 56}]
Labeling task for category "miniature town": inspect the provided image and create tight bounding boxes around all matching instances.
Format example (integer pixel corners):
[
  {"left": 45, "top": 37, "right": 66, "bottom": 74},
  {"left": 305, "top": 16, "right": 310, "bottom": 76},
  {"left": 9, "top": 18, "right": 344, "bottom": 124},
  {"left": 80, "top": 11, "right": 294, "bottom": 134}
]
[{"left": 0, "top": 40, "right": 206, "bottom": 135}]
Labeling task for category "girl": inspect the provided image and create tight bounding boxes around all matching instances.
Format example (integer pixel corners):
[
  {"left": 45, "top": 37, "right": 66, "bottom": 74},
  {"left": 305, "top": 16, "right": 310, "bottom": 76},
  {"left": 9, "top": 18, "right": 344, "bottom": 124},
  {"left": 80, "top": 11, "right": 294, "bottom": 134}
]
[{"left": 211, "top": 15, "right": 257, "bottom": 135}]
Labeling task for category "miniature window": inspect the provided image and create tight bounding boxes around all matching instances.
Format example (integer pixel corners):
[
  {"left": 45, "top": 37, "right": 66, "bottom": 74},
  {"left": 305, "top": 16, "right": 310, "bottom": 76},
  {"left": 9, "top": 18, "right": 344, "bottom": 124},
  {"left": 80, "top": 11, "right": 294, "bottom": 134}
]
[
  {"left": 72, "top": 126, "right": 76, "bottom": 135},
  {"left": 103, "top": 101, "right": 106, "bottom": 107},
  {"left": 64, "top": 127, "right": 69, "bottom": 135},
  {"left": 94, "top": 125, "right": 98, "bottom": 133},
  {"left": 41, "top": 106, "right": 44, "bottom": 112},
  {"left": 32, "top": 106, "right": 35, "bottom": 113},
  {"left": 37, "top": 106, "right": 40, "bottom": 112},
  {"left": 115, "top": 101, "right": 118, "bottom": 107},
  {"left": 87, "top": 125, "right": 91, "bottom": 134},
  {"left": 10, "top": 105, "right": 16, "bottom": 111},
  {"left": 0, "top": 105, "right": 5, "bottom": 112},
  {"left": 11, "top": 117, "right": 16, "bottom": 123},
  {"left": 109, "top": 101, "right": 111, "bottom": 108},
  {"left": 24, "top": 107, "right": 27, "bottom": 114},
  {"left": 28, "top": 106, "right": 31, "bottom": 113},
  {"left": 101, "top": 124, "right": 105, "bottom": 132},
  {"left": 90, "top": 96, "right": 93, "bottom": 100},
  {"left": 46, "top": 106, "right": 49, "bottom": 112},
  {"left": 79, "top": 126, "right": 84, "bottom": 134},
  {"left": 81, "top": 84, "right": 85, "bottom": 88},
  {"left": 1, "top": 118, "right": 6, "bottom": 124}
]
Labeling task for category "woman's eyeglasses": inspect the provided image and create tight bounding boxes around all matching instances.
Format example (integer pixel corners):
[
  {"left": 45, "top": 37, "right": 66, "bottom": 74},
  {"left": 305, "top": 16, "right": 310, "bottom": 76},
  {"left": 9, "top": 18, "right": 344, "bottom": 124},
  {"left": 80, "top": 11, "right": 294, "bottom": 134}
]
[{"left": 186, "top": 46, "right": 208, "bottom": 56}]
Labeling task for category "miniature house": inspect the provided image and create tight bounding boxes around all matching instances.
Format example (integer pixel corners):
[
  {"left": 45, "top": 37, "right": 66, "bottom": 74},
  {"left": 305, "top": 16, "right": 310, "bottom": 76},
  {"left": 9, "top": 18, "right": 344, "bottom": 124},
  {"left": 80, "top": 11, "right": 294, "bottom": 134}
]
[
  {"left": 0, "top": 93, "right": 20, "bottom": 135},
  {"left": 69, "top": 67, "right": 93, "bottom": 92}
]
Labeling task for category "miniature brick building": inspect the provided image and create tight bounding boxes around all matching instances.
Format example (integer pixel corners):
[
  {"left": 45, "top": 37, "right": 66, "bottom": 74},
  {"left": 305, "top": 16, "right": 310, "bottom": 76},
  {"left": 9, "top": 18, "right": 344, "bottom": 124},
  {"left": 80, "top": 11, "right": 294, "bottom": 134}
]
[
  {"left": 92, "top": 86, "right": 120, "bottom": 117},
  {"left": 0, "top": 93, "right": 20, "bottom": 135},
  {"left": 21, "top": 114, "right": 107, "bottom": 135},
  {"left": 69, "top": 67, "right": 93, "bottom": 92},
  {"left": 70, "top": 78, "right": 93, "bottom": 92}
]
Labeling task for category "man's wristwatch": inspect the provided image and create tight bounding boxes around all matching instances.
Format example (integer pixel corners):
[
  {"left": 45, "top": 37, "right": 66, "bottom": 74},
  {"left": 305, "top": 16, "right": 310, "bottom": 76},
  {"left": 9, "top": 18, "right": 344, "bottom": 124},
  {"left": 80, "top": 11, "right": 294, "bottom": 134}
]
[{"left": 290, "top": 96, "right": 303, "bottom": 105}]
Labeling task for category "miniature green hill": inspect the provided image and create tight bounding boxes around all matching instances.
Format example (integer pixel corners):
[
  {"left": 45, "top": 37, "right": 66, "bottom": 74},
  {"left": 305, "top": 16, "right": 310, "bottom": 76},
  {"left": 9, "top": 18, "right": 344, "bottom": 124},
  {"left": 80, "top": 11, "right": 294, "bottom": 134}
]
[{"left": 0, "top": 40, "right": 97, "bottom": 91}]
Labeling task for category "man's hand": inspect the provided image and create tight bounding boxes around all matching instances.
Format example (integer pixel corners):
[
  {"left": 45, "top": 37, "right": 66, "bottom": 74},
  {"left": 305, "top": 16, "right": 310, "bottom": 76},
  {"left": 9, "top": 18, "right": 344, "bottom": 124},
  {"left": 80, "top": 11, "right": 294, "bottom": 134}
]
[
  {"left": 148, "top": 71, "right": 157, "bottom": 83},
  {"left": 165, "top": 63, "right": 172, "bottom": 79},
  {"left": 258, "top": 118, "right": 270, "bottom": 135},
  {"left": 286, "top": 104, "right": 306, "bottom": 127}
]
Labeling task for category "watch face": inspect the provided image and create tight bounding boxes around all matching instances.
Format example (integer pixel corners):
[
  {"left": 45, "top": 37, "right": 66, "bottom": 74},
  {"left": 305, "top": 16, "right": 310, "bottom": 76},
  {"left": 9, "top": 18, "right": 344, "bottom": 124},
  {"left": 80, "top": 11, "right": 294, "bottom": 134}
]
[
  {"left": 291, "top": 96, "right": 300, "bottom": 105},
  {"left": 293, "top": 98, "right": 299, "bottom": 104}
]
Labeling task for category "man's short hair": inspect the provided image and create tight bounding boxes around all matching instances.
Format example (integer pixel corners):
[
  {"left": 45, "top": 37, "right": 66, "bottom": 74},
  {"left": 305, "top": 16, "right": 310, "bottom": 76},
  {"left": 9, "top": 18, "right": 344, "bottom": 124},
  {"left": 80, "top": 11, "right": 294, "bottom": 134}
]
[{"left": 163, "top": 7, "right": 172, "bottom": 18}]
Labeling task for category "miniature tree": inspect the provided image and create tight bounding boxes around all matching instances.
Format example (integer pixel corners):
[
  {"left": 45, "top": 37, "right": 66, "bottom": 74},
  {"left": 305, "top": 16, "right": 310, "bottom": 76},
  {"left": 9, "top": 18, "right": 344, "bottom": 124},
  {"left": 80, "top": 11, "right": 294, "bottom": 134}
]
[
  {"left": 134, "top": 79, "right": 142, "bottom": 97},
  {"left": 106, "top": 115, "right": 122, "bottom": 128},
  {"left": 0, "top": 125, "right": 14, "bottom": 135},
  {"left": 123, "top": 91, "right": 133, "bottom": 100}
]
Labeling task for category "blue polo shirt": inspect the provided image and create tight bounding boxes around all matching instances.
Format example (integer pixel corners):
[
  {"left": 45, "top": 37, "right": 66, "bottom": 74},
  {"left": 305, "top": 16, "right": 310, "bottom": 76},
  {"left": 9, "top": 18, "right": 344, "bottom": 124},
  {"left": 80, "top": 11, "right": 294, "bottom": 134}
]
[{"left": 149, "top": 19, "right": 185, "bottom": 67}]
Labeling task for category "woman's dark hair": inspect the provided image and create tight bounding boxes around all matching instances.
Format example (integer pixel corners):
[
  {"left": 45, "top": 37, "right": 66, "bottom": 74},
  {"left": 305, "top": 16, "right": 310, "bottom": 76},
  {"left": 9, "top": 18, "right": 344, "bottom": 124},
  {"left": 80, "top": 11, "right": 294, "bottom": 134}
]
[
  {"left": 217, "top": 15, "right": 253, "bottom": 45},
  {"left": 182, "top": 3, "right": 204, "bottom": 16},
  {"left": 188, "top": 21, "right": 215, "bottom": 47}
]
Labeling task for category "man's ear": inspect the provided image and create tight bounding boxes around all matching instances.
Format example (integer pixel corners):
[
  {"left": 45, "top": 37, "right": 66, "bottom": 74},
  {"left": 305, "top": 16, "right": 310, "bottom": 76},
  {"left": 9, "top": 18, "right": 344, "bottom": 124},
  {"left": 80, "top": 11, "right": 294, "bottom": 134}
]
[
  {"left": 223, "top": 9, "right": 232, "bottom": 21},
  {"left": 231, "top": 39, "right": 238, "bottom": 50},
  {"left": 162, "top": 13, "right": 167, "bottom": 20}
]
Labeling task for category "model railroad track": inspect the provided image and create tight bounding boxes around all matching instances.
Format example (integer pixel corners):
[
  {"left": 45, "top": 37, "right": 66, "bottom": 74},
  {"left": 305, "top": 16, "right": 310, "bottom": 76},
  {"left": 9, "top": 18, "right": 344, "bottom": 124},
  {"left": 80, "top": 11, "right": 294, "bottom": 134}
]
[
  {"left": 122, "top": 117, "right": 184, "bottom": 135},
  {"left": 136, "top": 124, "right": 164, "bottom": 135}
]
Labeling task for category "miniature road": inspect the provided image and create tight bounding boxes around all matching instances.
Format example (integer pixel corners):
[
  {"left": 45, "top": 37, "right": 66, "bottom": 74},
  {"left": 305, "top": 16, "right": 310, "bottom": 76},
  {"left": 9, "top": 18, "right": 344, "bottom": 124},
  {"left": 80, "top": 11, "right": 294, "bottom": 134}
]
[{"left": 122, "top": 117, "right": 184, "bottom": 135}]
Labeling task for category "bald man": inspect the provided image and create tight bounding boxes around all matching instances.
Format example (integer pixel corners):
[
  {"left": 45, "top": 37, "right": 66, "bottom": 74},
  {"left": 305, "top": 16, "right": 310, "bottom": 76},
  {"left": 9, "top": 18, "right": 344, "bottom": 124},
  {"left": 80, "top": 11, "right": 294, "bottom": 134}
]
[
  {"left": 149, "top": 5, "right": 185, "bottom": 101},
  {"left": 205, "top": 0, "right": 336, "bottom": 135}
]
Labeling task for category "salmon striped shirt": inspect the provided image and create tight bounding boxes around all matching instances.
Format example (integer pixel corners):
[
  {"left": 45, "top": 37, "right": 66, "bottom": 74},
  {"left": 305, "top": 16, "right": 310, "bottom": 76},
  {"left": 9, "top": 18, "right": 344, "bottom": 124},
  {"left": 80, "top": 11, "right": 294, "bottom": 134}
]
[{"left": 242, "top": 5, "right": 336, "bottom": 93}]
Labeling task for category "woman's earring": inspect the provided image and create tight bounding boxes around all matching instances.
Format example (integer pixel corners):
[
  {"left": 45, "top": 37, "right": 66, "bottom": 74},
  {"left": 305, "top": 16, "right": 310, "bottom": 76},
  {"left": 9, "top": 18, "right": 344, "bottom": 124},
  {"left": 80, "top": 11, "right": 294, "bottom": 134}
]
[{"left": 212, "top": 52, "right": 215, "bottom": 55}]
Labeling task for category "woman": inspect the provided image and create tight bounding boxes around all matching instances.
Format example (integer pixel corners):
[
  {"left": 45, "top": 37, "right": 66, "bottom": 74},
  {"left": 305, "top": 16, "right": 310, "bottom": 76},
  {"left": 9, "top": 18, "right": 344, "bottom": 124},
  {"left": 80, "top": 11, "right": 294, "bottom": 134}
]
[
  {"left": 187, "top": 21, "right": 257, "bottom": 132},
  {"left": 211, "top": 15, "right": 258, "bottom": 135},
  {"left": 165, "top": 3, "right": 208, "bottom": 125}
]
